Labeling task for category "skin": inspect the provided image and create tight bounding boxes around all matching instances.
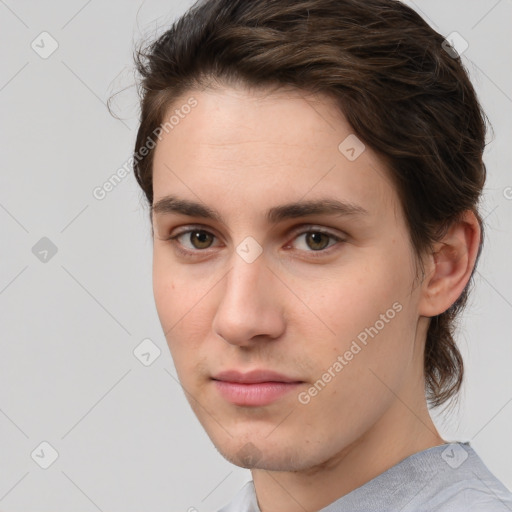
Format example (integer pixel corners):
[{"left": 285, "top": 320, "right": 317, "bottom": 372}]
[{"left": 150, "top": 84, "right": 481, "bottom": 512}]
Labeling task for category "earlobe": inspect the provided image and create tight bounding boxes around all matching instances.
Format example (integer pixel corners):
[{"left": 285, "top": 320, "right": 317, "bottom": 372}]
[{"left": 418, "top": 211, "right": 481, "bottom": 317}]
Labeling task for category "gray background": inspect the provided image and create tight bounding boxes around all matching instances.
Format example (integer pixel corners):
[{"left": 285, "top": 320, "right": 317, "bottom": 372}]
[{"left": 0, "top": 1, "right": 511, "bottom": 511}]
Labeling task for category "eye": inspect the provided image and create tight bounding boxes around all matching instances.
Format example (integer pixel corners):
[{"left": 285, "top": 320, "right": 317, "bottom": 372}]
[
  {"left": 169, "top": 228, "right": 217, "bottom": 252},
  {"left": 289, "top": 229, "right": 342, "bottom": 253},
  {"left": 165, "top": 225, "right": 344, "bottom": 258}
]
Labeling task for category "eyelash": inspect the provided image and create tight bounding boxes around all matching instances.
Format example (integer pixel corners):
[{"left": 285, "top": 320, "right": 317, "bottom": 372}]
[{"left": 165, "top": 225, "right": 345, "bottom": 259}]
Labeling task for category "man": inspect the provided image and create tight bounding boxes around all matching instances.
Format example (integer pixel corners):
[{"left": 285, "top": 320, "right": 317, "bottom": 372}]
[{"left": 131, "top": 0, "right": 512, "bottom": 510}]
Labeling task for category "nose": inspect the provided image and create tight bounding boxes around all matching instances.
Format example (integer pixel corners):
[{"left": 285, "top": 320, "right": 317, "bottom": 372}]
[{"left": 212, "top": 251, "right": 286, "bottom": 347}]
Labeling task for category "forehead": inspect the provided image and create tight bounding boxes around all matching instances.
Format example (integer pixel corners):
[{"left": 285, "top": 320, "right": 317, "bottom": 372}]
[{"left": 151, "top": 85, "right": 399, "bottom": 225}]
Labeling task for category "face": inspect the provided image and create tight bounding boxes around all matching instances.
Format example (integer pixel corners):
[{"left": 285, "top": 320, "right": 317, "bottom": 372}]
[{"left": 151, "top": 84, "right": 426, "bottom": 472}]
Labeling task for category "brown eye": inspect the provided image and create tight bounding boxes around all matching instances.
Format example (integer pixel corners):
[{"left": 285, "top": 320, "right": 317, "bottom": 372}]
[
  {"left": 186, "top": 230, "right": 215, "bottom": 249},
  {"left": 305, "top": 232, "right": 331, "bottom": 251},
  {"left": 291, "top": 228, "right": 342, "bottom": 254},
  {"left": 166, "top": 225, "right": 343, "bottom": 259}
]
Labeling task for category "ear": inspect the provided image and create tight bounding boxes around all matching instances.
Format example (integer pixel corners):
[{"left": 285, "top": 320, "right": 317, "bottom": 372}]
[{"left": 418, "top": 210, "right": 481, "bottom": 317}]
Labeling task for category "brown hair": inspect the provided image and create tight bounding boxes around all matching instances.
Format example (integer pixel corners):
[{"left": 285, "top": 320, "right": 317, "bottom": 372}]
[{"left": 129, "top": 0, "right": 488, "bottom": 408}]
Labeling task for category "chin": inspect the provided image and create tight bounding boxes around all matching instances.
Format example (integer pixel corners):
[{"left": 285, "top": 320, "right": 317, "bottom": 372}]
[{"left": 212, "top": 437, "right": 315, "bottom": 471}]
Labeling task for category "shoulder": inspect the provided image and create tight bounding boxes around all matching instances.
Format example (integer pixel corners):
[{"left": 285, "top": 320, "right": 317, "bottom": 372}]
[
  {"left": 424, "top": 480, "right": 512, "bottom": 511},
  {"left": 406, "top": 443, "right": 512, "bottom": 512}
]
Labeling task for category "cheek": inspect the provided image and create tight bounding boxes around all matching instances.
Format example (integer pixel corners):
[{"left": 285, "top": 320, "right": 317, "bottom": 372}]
[
  {"left": 152, "top": 252, "right": 197, "bottom": 329},
  {"left": 152, "top": 261, "right": 174, "bottom": 329},
  {"left": 308, "top": 267, "right": 407, "bottom": 336},
  {"left": 296, "top": 282, "right": 415, "bottom": 436},
  {"left": 299, "top": 248, "right": 417, "bottom": 371},
  {"left": 153, "top": 259, "right": 189, "bottom": 355},
  {"left": 152, "top": 259, "right": 215, "bottom": 370}
]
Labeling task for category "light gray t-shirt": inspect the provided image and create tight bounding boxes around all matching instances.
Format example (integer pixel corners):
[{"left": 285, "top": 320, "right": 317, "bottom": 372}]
[{"left": 217, "top": 442, "right": 512, "bottom": 511}]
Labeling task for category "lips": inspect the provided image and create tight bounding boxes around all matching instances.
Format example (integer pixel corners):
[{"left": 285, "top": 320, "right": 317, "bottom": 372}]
[
  {"left": 212, "top": 369, "right": 302, "bottom": 384},
  {"left": 211, "top": 369, "right": 303, "bottom": 406}
]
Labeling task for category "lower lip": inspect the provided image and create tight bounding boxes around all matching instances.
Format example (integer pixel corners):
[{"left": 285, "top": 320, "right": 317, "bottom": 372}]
[{"left": 212, "top": 380, "right": 302, "bottom": 406}]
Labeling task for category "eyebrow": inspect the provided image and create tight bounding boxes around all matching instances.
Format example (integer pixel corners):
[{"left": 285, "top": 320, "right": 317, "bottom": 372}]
[{"left": 151, "top": 195, "right": 369, "bottom": 225}]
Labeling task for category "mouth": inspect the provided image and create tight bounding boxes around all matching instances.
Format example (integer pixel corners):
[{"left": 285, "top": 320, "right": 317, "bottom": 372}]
[{"left": 211, "top": 369, "right": 304, "bottom": 407}]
